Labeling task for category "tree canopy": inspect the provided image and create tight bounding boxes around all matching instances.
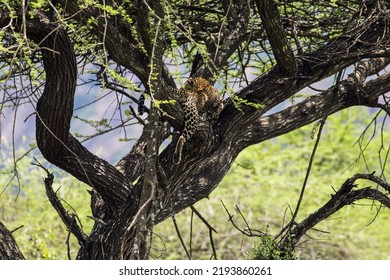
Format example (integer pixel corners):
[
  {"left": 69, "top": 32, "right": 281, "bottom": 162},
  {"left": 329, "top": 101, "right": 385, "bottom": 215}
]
[{"left": 0, "top": 0, "right": 389, "bottom": 259}]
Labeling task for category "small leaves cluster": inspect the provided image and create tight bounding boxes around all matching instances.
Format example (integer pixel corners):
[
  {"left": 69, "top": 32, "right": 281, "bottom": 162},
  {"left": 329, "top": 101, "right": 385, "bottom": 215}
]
[
  {"left": 247, "top": 235, "right": 295, "bottom": 260},
  {"left": 231, "top": 95, "right": 264, "bottom": 111}
]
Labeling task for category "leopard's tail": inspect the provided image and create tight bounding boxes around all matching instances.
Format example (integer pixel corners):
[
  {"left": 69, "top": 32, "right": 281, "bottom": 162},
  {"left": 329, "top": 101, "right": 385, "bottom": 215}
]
[{"left": 174, "top": 135, "right": 185, "bottom": 164}]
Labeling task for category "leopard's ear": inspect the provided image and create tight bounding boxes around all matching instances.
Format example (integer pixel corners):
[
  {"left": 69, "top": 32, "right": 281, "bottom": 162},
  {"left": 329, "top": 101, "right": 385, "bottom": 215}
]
[{"left": 186, "top": 78, "right": 195, "bottom": 89}]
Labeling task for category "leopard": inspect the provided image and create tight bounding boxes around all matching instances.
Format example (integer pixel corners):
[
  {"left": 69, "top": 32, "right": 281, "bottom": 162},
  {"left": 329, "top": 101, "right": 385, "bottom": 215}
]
[
  {"left": 173, "top": 77, "right": 223, "bottom": 164},
  {"left": 137, "top": 77, "right": 223, "bottom": 164}
]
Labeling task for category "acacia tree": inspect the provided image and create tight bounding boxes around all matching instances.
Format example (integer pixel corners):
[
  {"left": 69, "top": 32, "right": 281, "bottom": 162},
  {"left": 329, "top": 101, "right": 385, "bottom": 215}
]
[{"left": 1, "top": 0, "right": 390, "bottom": 260}]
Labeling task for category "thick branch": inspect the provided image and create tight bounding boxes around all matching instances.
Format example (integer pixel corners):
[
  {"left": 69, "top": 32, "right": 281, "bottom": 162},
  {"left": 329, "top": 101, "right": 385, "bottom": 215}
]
[
  {"left": 116, "top": 134, "right": 147, "bottom": 180},
  {"left": 256, "top": 0, "right": 296, "bottom": 75},
  {"left": 243, "top": 71, "right": 390, "bottom": 147},
  {"left": 21, "top": 13, "right": 132, "bottom": 212},
  {"left": 0, "top": 221, "right": 25, "bottom": 260},
  {"left": 155, "top": 136, "right": 237, "bottom": 223},
  {"left": 347, "top": 57, "right": 390, "bottom": 85}
]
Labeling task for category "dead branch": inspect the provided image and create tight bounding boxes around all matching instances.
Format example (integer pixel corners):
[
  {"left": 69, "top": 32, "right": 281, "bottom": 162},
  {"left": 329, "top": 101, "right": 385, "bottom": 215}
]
[
  {"left": 279, "top": 172, "right": 390, "bottom": 249},
  {"left": 33, "top": 159, "right": 87, "bottom": 247}
]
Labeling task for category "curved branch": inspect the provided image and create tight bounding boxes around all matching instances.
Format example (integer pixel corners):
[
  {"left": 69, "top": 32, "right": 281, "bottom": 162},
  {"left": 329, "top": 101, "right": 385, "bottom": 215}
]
[
  {"left": 24, "top": 13, "right": 132, "bottom": 212},
  {"left": 347, "top": 57, "right": 390, "bottom": 85}
]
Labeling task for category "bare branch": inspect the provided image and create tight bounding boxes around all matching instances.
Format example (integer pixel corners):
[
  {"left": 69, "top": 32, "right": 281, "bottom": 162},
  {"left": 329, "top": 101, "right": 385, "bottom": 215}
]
[
  {"left": 280, "top": 117, "right": 327, "bottom": 238},
  {"left": 172, "top": 215, "right": 192, "bottom": 259},
  {"left": 221, "top": 201, "right": 266, "bottom": 238},
  {"left": 190, "top": 206, "right": 217, "bottom": 233},
  {"left": 190, "top": 206, "right": 218, "bottom": 259},
  {"left": 33, "top": 159, "right": 88, "bottom": 247},
  {"left": 280, "top": 173, "right": 390, "bottom": 248}
]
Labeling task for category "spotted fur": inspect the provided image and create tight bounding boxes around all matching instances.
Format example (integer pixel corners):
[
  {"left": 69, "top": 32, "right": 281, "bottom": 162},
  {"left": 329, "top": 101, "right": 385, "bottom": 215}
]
[{"left": 174, "top": 77, "right": 223, "bottom": 163}]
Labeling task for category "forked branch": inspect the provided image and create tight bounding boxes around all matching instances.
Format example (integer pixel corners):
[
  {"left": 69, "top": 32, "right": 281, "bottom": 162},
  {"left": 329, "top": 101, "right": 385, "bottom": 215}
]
[{"left": 279, "top": 173, "right": 390, "bottom": 249}]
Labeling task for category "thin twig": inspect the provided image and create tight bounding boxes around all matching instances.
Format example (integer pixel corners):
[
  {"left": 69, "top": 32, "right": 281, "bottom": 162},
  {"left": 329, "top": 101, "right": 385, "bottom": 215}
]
[
  {"left": 277, "top": 71, "right": 345, "bottom": 241},
  {"left": 172, "top": 215, "right": 191, "bottom": 259},
  {"left": 221, "top": 201, "right": 265, "bottom": 238},
  {"left": 65, "top": 215, "right": 74, "bottom": 260},
  {"left": 190, "top": 206, "right": 218, "bottom": 259},
  {"left": 276, "top": 118, "right": 327, "bottom": 241},
  {"left": 189, "top": 210, "right": 194, "bottom": 257},
  {"left": 190, "top": 206, "right": 217, "bottom": 233},
  {"left": 10, "top": 225, "right": 24, "bottom": 234},
  {"left": 235, "top": 205, "right": 252, "bottom": 236}
]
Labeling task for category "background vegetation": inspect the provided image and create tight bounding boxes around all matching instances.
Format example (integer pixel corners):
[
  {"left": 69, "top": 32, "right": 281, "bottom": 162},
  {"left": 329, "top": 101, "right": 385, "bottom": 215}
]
[{"left": 2, "top": 107, "right": 388, "bottom": 260}]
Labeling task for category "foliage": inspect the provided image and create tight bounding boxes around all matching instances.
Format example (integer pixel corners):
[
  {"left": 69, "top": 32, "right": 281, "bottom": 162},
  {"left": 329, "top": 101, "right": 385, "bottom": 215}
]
[{"left": 247, "top": 235, "right": 295, "bottom": 260}]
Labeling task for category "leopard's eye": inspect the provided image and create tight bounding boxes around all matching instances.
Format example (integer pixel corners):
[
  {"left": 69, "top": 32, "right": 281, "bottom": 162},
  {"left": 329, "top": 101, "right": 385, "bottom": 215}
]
[{"left": 192, "top": 80, "right": 200, "bottom": 89}]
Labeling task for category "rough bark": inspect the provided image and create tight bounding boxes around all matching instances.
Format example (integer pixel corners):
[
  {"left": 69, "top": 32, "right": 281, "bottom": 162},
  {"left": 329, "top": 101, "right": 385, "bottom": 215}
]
[
  {"left": 27, "top": 13, "right": 132, "bottom": 214},
  {"left": 256, "top": 0, "right": 296, "bottom": 75},
  {"left": 0, "top": 221, "right": 25, "bottom": 260}
]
